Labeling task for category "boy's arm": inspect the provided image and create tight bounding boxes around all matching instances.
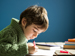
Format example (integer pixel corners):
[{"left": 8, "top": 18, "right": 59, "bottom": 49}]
[
  {"left": 0, "top": 43, "right": 28, "bottom": 56},
  {"left": 0, "top": 31, "right": 28, "bottom": 56}
]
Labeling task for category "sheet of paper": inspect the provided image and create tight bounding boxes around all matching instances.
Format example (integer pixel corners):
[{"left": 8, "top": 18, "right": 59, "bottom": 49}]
[
  {"left": 30, "top": 49, "right": 55, "bottom": 56},
  {"left": 28, "top": 46, "right": 63, "bottom": 56}
]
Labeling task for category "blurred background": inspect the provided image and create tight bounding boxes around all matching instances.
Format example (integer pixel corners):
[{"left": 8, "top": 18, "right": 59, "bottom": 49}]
[{"left": 0, "top": 0, "right": 75, "bottom": 42}]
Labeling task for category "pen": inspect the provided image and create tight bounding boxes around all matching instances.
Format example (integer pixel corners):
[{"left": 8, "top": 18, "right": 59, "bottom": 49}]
[
  {"left": 33, "top": 40, "right": 36, "bottom": 47},
  {"left": 60, "top": 50, "right": 69, "bottom": 53}
]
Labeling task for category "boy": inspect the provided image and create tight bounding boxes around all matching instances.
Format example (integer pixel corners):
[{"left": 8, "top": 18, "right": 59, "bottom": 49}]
[{"left": 0, "top": 5, "right": 49, "bottom": 56}]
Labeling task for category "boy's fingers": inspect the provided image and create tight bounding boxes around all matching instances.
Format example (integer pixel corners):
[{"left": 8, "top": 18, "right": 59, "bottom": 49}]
[
  {"left": 35, "top": 48, "right": 38, "bottom": 52},
  {"left": 34, "top": 46, "right": 38, "bottom": 52},
  {"left": 33, "top": 46, "right": 38, "bottom": 50},
  {"left": 33, "top": 46, "right": 38, "bottom": 48}
]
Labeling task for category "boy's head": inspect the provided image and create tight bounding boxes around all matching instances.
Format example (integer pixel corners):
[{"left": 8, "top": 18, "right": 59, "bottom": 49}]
[{"left": 19, "top": 5, "right": 49, "bottom": 40}]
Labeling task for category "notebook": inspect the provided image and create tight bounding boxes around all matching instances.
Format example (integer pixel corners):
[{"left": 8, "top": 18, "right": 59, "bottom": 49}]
[{"left": 36, "top": 44, "right": 60, "bottom": 50}]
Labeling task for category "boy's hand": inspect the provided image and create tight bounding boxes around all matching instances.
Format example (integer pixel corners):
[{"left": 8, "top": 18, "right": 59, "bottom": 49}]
[{"left": 28, "top": 43, "right": 38, "bottom": 54}]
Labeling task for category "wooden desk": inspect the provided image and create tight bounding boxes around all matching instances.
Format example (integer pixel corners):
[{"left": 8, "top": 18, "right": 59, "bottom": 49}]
[{"left": 26, "top": 42, "right": 75, "bottom": 56}]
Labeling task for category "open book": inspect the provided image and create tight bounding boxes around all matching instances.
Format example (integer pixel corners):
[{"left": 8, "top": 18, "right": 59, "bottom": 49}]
[{"left": 36, "top": 44, "right": 60, "bottom": 50}]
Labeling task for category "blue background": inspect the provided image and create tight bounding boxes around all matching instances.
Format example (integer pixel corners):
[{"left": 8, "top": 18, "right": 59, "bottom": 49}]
[{"left": 0, "top": 0, "right": 75, "bottom": 42}]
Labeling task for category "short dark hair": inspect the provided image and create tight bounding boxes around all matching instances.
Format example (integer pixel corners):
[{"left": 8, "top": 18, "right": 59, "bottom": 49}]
[{"left": 19, "top": 5, "right": 49, "bottom": 31}]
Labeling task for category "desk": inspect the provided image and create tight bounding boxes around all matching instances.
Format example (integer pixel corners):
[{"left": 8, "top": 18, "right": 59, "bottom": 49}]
[{"left": 26, "top": 42, "right": 75, "bottom": 56}]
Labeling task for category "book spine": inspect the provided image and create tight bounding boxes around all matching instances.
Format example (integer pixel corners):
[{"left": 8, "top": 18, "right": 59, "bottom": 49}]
[
  {"left": 63, "top": 45, "right": 75, "bottom": 49},
  {"left": 68, "top": 39, "right": 75, "bottom": 42},
  {"left": 65, "top": 41, "right": 75, "bottom": 44},
  {"left": 64, "top": 44, "right": 75, "bottom": 46}
]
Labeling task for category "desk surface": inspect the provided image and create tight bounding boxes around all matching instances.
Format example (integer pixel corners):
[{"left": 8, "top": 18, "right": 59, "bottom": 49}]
[{"left": 26, "top": 42, "right": 75, "bottom": 56}]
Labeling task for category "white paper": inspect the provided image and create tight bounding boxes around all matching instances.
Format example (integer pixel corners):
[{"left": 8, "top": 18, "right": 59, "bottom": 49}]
[
  {"left": 28, "top": 46, "right": 63, "bottom": 56},
  {"left": 30, "top": 49, "right": 55, "bottom": 56}
]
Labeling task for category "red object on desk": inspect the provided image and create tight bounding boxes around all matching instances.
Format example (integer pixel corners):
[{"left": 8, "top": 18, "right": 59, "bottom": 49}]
[
  {"left": 60, "top": 50, "right": 69, "bottom": 53},
  {"left": 33, "top": 41, "right": 36, "bottom": 47}
]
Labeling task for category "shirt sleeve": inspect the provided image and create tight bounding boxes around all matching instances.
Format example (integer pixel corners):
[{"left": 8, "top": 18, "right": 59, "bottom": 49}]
[{"left": 0, "top": 30, "right": 29, "bottom": 56}]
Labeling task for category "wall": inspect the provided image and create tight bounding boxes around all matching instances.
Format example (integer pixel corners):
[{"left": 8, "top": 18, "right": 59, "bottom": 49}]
[{"left": 0, "top": 0, "right": 75, "bottom": 42}]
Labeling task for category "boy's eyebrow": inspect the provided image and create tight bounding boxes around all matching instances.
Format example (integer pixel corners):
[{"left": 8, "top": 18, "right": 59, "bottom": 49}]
[{"left": 34, "top": 27, "right": 38, "bottom": 30}]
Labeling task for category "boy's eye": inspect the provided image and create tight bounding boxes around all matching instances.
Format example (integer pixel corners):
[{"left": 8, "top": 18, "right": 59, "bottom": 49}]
[{"left": 33, "top": 29, "right": 36, "bottom": 32}]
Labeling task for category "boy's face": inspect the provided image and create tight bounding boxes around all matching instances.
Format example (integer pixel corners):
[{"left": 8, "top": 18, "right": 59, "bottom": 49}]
[{"left": 24, "top": 24, "right": 45, "bottom": 40}]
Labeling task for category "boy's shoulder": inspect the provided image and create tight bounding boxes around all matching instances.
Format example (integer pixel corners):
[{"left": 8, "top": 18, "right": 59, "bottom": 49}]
[
  {"left": 0, "top": 18, "right": 19, "bottom": 36},
  {"left": 0, "top": 25, "right": 17, "bottom": 37},
  {"left": 0, "top": 25, "right": 18, "bottom": 44}
]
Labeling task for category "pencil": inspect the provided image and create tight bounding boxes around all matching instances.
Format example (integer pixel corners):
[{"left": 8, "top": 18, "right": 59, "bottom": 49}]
[{"left": 33, "top": 40, "right": 36, "bottom": 47}]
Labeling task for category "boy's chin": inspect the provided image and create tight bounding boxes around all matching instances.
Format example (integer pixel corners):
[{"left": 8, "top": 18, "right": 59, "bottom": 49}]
[
  {"left": 27, "top": 38, "right": 34, "bottom": 40},
  {"left": 26, "top": 37, "right": 30, "bottom": 40},
  {"left": 30, "top": 39, "right": 32, "bottom": 40},
  {"left": 27, "top": 37, "right": 35, "bottom": 40},
  {"left": 30, "top": 38, "right": 34, "bottom": 39}
]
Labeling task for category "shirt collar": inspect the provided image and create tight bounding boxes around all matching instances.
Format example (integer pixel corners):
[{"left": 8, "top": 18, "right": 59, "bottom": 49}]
[{"left": 10, "top": 18, "right": 28, "bottom": 44}]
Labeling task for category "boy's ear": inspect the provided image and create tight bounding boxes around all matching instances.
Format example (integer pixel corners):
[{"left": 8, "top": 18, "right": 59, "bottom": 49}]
[{"left": 21, "top": 17, "right": 27, "bottom": 27}]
